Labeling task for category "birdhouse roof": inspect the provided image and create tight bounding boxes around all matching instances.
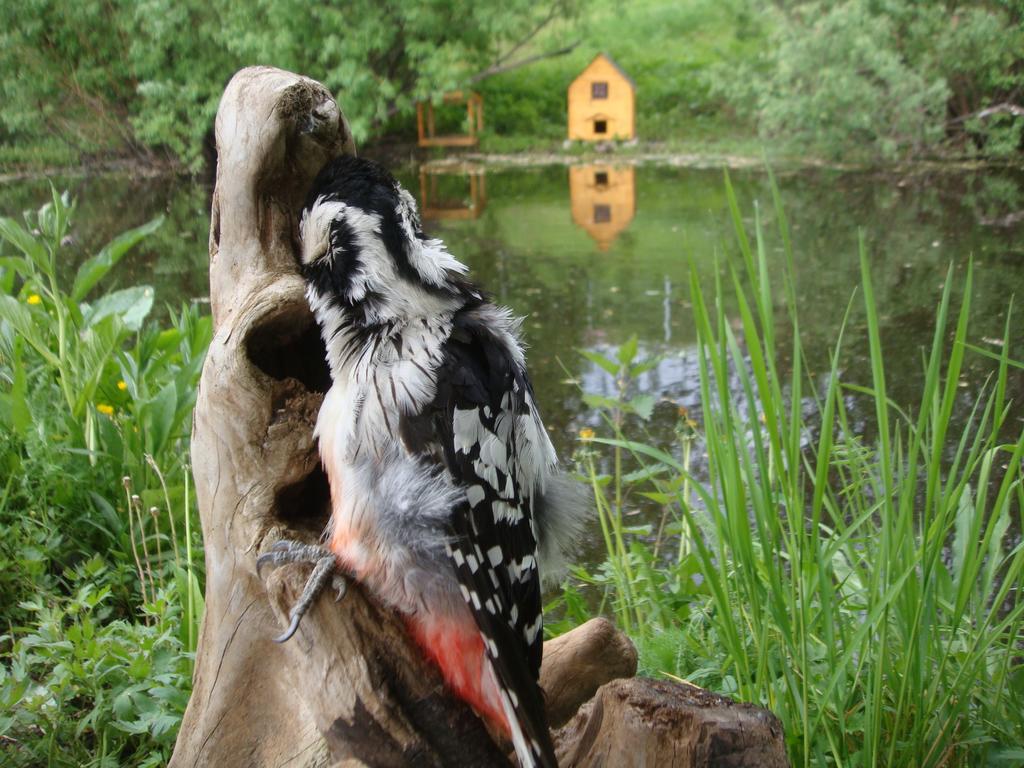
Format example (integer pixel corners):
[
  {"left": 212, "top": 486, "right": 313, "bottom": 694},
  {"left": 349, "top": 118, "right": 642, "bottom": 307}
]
[{"left": 574, "top": 53, "right": 636, "bottom": 90}]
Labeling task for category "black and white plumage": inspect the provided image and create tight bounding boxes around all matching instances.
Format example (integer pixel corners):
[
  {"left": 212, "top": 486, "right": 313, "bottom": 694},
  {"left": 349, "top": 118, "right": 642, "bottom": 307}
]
[{"left": 296, "top": 155, "right": 586, "bottom": 768}]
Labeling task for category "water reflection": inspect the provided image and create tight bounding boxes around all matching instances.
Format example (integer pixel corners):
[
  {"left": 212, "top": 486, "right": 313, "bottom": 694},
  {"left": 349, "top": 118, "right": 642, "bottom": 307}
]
[
  {"left": 569, "top": 164, "right": 635, "bottom": 250},
  {"left": 2, "top": 164, "right": 1022, "bottom": 468},
  {"left": 418, "top": 163, "right": 487, "bottom": 220},
  {"left": 3, "top": 163, "right": 1023, "bottom": 557}
]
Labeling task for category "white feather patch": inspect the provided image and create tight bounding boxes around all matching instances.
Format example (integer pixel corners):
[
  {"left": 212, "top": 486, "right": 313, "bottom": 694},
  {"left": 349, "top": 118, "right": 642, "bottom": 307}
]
[{"left": 300, "top": 198, "right": 348, "bottom": 265}]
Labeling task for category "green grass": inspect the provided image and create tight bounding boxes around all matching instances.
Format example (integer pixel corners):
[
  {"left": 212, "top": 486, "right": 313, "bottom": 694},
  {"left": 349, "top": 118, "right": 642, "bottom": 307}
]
[{"left": 556, "top": 173, "right": 1024, "bottom": 766}]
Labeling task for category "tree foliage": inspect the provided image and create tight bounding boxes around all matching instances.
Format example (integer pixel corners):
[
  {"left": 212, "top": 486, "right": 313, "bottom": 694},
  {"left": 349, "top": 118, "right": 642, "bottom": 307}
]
[
  {"left": 0, "top": 0, "right": 577, "bottom": 169},
  {"left": 710, "top": 0, "right": 1024, "bottom": 159},
  {"left": 3, "top": 0, "right": 1022, "bottom": 165}
]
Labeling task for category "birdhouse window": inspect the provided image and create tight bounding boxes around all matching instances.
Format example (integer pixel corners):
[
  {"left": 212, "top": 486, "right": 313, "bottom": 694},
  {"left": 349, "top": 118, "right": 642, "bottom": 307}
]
[
  {"left": 594, "top": 171, "right": 609, "bottom": 187},
  {"left": 594, "top": 120, "right": 608, "bottom": 134},
  {"left": 592, "top": 82, "right": 608, "bottom": 99},
  {"left": 594, "top": 204, "right": 611, "bottom": 223}
]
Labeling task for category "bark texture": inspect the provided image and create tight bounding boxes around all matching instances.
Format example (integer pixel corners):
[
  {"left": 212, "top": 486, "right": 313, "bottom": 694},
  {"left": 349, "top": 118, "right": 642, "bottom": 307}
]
[{"left": 171, "top": 65, "right": 789, "bottom": 768}]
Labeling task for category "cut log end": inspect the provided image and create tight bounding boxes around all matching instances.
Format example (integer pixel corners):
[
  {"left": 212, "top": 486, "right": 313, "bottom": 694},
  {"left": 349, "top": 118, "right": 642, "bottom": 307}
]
[{"left": 555, "top": 678, "right": 789, "bottom": 768}]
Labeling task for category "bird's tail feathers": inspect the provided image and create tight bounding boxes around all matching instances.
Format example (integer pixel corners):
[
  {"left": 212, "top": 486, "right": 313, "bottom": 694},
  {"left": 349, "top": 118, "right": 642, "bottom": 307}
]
[
  {"left": 535, "top": 471, "right": 591, "bottom": 585},
  {"left": 498, "top": 683, "right": 559, "bottom": 768}
]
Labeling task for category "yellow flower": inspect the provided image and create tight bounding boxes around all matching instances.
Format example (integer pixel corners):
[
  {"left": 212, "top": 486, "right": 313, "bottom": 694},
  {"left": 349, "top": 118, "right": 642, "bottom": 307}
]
[
  {"left": 26, "top": 294, "right": 41, "bottom": 305},
  {"left": 579, "top": 427, "right": 595, "bottom": 441},
  {"left": 97, "top": 403, "right": 115, "bottom": 416},
  {"left": 117, "top": 380, "right": 128, "bottom": 391}
]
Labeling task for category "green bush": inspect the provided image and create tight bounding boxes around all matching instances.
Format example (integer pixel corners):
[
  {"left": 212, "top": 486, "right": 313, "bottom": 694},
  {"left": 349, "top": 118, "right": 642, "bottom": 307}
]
[
  {"left": 709, "top": 1, "right": 1024, "bottom": 159},
  {"left": 0, "top": 0, "right": 581, "bottom": 169},
  {"left": 1, "top": 560, "right": 191, "bottom": 767},
  {"left": 0, "top": 191, "right": 208, "bottom": 765}
]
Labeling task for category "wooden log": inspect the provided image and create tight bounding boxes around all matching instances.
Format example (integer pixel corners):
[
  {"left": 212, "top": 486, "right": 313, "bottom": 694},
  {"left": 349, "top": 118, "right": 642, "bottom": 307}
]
[
  {"left": 539, "top": 617, "right": 637, "bottom": 728},
  {"left": 554, "top": 678, "right": 789, "bottom": 768},
  {"left": 171, "top": 64, "right": 788, "bottom": 768}
]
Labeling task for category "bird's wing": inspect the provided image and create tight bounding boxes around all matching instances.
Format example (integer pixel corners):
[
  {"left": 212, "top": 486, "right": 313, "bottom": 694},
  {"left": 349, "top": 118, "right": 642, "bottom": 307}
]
[{"left": 425, "top": 321, "right": 558, "bottom": 767}]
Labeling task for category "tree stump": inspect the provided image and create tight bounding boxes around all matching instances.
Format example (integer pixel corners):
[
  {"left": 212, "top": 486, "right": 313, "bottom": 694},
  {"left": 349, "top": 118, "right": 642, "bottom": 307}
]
[
  {"left": 171, "top": 66, "right": 789, "bottom": 768},
  {"left": 554, "top": 679, "right": 789, "bottom": 768}
]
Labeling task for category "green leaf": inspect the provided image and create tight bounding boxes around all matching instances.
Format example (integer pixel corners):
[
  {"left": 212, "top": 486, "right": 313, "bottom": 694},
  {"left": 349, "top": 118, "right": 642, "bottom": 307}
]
[
  {"left": 0, "top": 355, "right": 31, "bottom": 435},
  {"left": 617, "top": 335, "right": 639, "bottom": 365},
  {"left": 579, "top": 348, "right": 621, "bottom": 375},
  {"left": 951, "top": 484, "right": 974, "bottom": 586},
  {"left": 147, "top": 381, "right": 178, "bottom": 456},
  {"left": 0, "top": 294, "right": 58, "bottom": 367},
  {"left": 0, "top": 255, "right": 33, "bottom": 281},
  {"left": 74, "top": 316, "right": 127, "bottom": 415},
  {"left": 639, "top": 491, "right": 674, "bottom": 504},
  {"left": 0, "top": 217, "right": 47, "bottom": 269},
  {"left": 590, "top": 437, "right": 687, "bottom": 472},
  {"left": 582, "top": 393, "right": 622, "bottom": 411},
  {"left": 622, "top": 464, "right": 667, "bottom": 484},
  {"left": 630, "top": 357, "right": 661, "bottom": 376},
  {"left": 629, "top": 394, "right": 656, "bottom": 420},
  {"left": 72, "top": 216, "right": 164, "bottom": 302},
  {"left": 83, "top": 286, "right": 155, "bottom": 331}
]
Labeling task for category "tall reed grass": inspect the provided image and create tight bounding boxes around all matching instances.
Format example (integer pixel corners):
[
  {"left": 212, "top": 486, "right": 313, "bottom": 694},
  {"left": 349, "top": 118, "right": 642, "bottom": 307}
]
[{"left": 565, "top": 174, "right": 1024, "bottom": 767}]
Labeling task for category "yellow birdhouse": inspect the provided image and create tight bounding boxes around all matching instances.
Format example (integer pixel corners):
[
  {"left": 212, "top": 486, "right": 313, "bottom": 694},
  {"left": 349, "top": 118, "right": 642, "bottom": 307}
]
[{"left": 567, "top": 53, "right": 636, "bottom": 141}]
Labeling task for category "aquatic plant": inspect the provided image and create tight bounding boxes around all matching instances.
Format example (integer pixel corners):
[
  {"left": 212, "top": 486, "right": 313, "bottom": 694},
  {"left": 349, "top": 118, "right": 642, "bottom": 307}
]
[{"left": 560, "top": 175, "right": 1024, "bottom": 766}]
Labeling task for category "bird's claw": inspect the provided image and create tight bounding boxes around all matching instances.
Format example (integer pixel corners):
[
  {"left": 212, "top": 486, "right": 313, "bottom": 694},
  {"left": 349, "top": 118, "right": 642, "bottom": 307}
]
[
  {"left": 256, "top": 540, "right": 326, "bottom": 576},
  {"left": 257, "top": 539, "right": 346, "bottom": 643}
]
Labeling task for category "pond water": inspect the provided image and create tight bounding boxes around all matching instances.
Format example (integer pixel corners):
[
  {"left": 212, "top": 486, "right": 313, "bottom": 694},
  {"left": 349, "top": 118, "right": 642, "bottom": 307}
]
[{"left": 3, "top": 162, "right": 1023, "bottom": 551}]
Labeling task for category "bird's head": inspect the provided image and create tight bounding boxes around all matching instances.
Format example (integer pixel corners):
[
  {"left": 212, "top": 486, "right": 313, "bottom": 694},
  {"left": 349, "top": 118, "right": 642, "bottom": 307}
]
[{"left": 299, "top": 156, "right": 476, "bottom": 331}]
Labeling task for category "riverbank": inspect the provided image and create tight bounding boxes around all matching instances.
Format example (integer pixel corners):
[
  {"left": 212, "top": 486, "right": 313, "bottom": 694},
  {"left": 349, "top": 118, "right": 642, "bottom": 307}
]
[{"left": 4, "top": 138, "right": 1020, "bottom": 185}]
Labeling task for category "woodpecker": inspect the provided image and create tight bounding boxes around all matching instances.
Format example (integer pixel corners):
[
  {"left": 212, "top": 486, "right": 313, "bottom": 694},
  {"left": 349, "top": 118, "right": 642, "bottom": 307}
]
[{"left": 258, "top": 155, "right": 586, "bottom": 768}]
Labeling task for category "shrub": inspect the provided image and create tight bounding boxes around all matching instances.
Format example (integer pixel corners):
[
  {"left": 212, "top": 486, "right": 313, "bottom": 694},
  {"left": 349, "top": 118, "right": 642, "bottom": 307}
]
[
  {"left": 1, "top": 559, "right": 191, "bottom": 767},
  {"left": 709, "top": 1, "right": 1024, "bottom": 159},
  {"left": 0, "top": 191, "right": 208, "bottom": 765}
]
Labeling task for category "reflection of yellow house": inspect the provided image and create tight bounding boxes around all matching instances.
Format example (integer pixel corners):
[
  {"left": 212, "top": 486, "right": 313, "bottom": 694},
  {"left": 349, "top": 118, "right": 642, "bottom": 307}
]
[
  {"left": 569, "top": 165, "right": 635, "bottom": 250},
  {"left": 418, "top": 163, "right": 487, "bottom": 220},
  {"left": 567, "top": 53, "right": 636, "bottom": 141}
]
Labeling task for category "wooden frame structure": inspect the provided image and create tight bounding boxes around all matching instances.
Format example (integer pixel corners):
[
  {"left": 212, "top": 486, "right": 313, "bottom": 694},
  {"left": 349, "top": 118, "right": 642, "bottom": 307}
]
[
  {"left": 417, "top": 91, "right": 484, "bottom": 147},
  {"left": 418, "top": 163, "right": 487, "bottom": 220}
]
